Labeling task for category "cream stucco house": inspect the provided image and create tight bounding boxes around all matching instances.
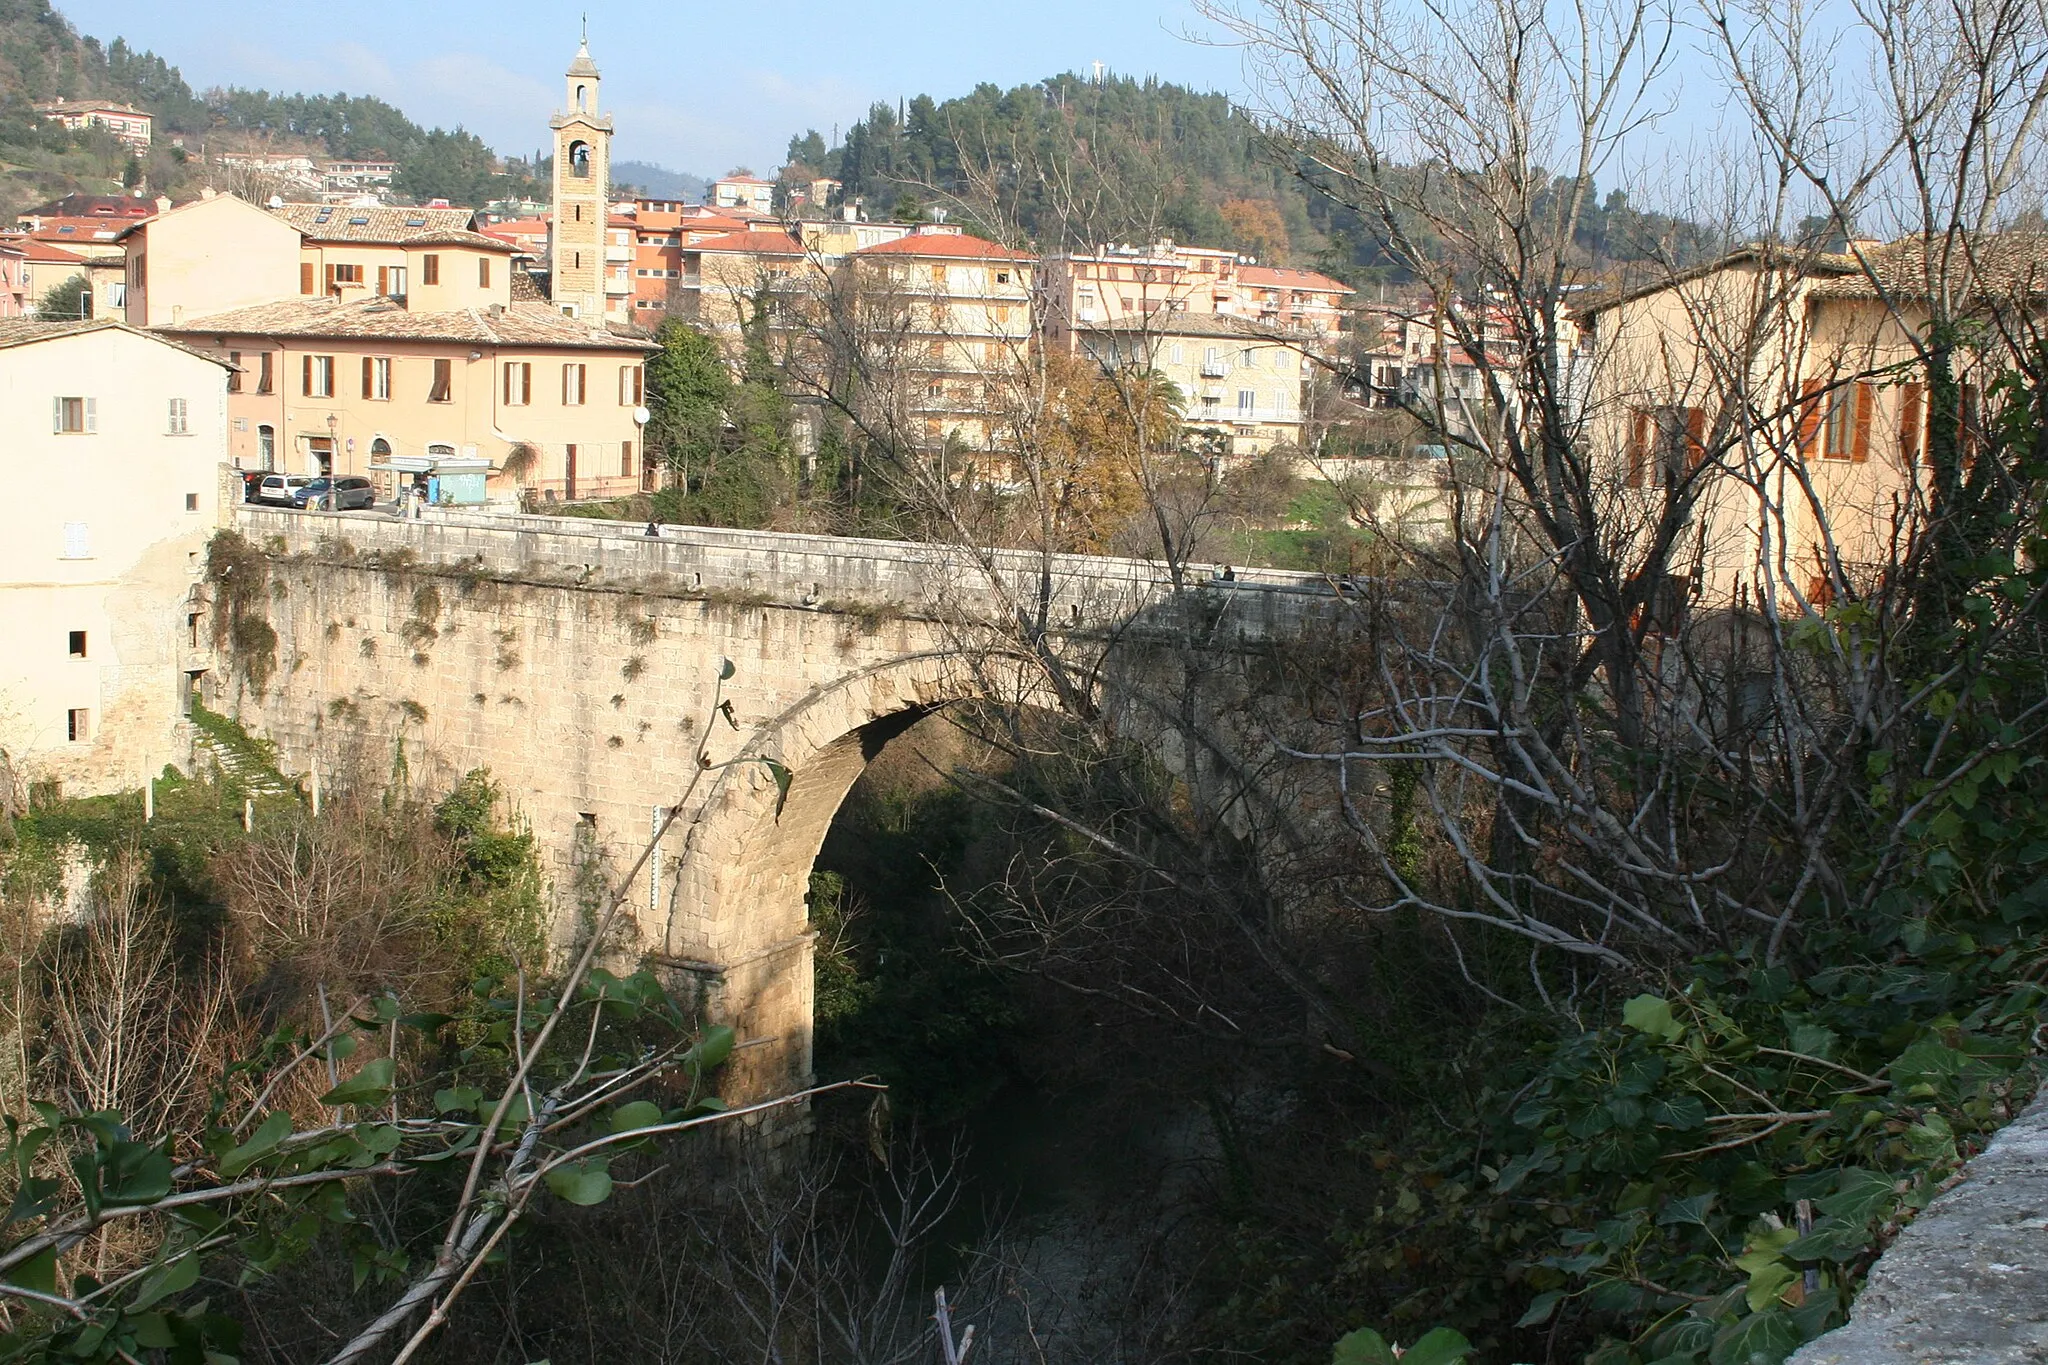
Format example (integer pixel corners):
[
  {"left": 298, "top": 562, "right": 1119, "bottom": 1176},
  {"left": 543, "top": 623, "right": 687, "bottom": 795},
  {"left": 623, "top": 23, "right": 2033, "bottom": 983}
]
[
  {"left": 1577, "top": 234, "right": 2047, "bottom": 608},
  {"left": 0, "top": 319, "right": 233, "bottom": 798}
]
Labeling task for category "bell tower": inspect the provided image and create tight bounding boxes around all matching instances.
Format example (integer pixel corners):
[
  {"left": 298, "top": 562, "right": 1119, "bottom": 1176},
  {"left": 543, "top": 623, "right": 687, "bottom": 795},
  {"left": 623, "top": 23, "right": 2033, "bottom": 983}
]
[{"left": 548, "top": 33, "right": 612, "bottom": 319}]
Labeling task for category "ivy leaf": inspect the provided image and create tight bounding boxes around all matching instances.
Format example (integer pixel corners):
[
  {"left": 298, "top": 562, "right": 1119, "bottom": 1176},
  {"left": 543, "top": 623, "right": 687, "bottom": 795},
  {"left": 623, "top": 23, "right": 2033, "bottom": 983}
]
[
  {"left": 543, "top": 1159, "right": 614, "bottom": 1206},
  {"left": 1709, "top": 1306, "right": 1802, "bottom": 1365},
  {"left": 718, "top": 656, "right": 735, "bottom": 681},
  {"left": 609, "top": 1101, "right": 664, "bottom": 1134},
  {"left": 218, "top": 1112, "right": 291, "bottom": 1178},
  {"left": 1743, "top": 1260, "right": 1796, "bottom": 1312},
  {"left": 318, "top": 1057, "right": 396, "bottom": 1108},
  {"left": 399, "top": 1012, "right": 454, "bottom": 1035},
  {"left": 1785, "top": 1216, "right": 1873, "bottom": 1262},
  {"left": 686, "top": 1025, "right": 736, "bottom": 1073},
  {"left": 1658, "top": 1192, "right": 1716, "bottom": 1227},
  {"left": 1331, "top": 1327, "right": 1398, "bottom": 1365},
  {"left": 1397, "top": 1327, "right": 1473, "bottom": 1365},
  {"left": 129, "top": 1248, "right": 201, "bottom": 1310},
  {"left": 762, "top": 759, "right": 793, "bottom": 818},
  {"left": 434, "top": 1086, "right": 483, "bottom": 1115},
  {"left": 1817, "top": 1168, "right": 1899, "bottom": 1225},
  {"left": 1517, "top": 1290, "right": 1565, "bottom": 1327},
  {"left": 1623, "top": 995, "right": 1685, "bottom": 1041},
  {"left": 3, "top": 1247, "right": 57, "bottom": 1296}
]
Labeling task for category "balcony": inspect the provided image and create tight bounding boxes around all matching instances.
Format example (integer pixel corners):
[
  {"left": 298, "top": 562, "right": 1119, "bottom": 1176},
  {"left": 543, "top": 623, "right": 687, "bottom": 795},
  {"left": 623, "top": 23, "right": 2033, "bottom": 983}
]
[
  {"left": 1199, "top": 360, "right": 1228, "bottom": 378},
  {"left": 605, "top": 245, "right": 632, "bottom": 263}
]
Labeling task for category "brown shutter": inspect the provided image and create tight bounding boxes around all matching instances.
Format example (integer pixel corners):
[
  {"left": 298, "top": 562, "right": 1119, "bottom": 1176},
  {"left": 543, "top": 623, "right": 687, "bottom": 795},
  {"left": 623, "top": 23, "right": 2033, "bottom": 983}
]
[
  {"left": 378, "top": 265, "right": 389, "bottom": 296},
  {"left": 503, "top": 363, "right": 512, "bottom": 404},
  {"left": 300, "top": 262, "right": 314, "bottom": 295},
  {"left": 1685, "top": 407, "right": 1706, "bottom": 470},
  {"left": 1796, "top": 379, "right": 1824, "bottom": 458},
  {"left": 302, "top": 354, "right": 313, "bottom": 395},
  {"left": 1900, "top": 381, "right": 1925, "bottom": 464},
  {"left": 324, "top": 263, "right": 336, "bottom": 295},
  {"left": 480, "top": 257, "right": 490, "bottom": 288},
  {"left": 1851, "top": 381, "right": 1873, "bottom": 463},
  {"left": 362, "top": 355, "right": 373, "bottom": 398},
  {"left": 1626, "top": 409, "right": 1649, "bottom": 488},
  {"left": 523, "top": 365, "right": 531, "bottom": 405}
]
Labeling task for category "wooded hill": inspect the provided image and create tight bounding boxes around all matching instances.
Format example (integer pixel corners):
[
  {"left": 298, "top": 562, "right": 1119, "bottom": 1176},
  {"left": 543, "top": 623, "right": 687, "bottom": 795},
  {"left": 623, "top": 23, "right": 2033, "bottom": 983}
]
[
  {"left": 794, "top": 72, "right": 1719, "bottom": 283},
  {"left": 0, "top": 0, "right": 542, "bottom": 213}
]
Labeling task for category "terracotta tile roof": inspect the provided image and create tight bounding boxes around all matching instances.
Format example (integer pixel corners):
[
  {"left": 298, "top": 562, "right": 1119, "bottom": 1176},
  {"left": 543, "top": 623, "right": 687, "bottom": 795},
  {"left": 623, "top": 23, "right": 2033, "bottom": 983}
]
[
  {"left": 1577, "top": 233, "right": 2048, "bottom": 316},
  {"left": 853, "top": 231, "right": 1035, "bottom": 261},
  {"left": 21, "top": 217, "right": 134, "bottom": 244},
  {"left": 510, "top": 269, "right": 548, "bottom": 303},
  {"left": 271, "top": 203, "right": 478, "bottom": 243},
  {"left": 0, "top": 236, "right": 82, "bottom": 263},
  {"left": 0, "top": 317, "right": 233, "bottom": 367},
  {"left": 158, "top": 295, "right": 657, "bottom": 352},
  {"left": 35, "top": 99, "right": 149, "bottom": 118},
  {"left": 401, "top": 228, "right": 520, "bottom": 253},
  {"left": 684, "top": 230, "right": 807, "bottom": 256},
  {"left": 1808, "top": 233, "right": 2048, "bottom": 301},
  {"left": 1238, "top": 264, "right": 1354, "bottom": 294}
]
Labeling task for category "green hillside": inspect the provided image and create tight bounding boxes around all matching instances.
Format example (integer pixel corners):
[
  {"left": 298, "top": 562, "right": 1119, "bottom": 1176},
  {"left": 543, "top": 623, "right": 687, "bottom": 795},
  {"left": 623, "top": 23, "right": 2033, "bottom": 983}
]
[
  {"left": 0, "top": 0, "right": 540, "bottom": 214},
  {"left": 799, "top": 72, "right": 1718, "bottom": 282}
]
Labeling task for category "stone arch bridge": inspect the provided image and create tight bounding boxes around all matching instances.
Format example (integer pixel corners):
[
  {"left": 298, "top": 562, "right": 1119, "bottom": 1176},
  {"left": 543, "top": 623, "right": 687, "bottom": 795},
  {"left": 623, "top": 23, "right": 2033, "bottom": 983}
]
[{"left": 213, "top": 506, "right": 1333, "bottom": 1100}]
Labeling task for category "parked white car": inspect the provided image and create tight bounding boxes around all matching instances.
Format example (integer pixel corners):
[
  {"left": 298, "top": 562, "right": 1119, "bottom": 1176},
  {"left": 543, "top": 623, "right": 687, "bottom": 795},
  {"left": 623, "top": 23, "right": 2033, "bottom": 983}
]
[{"left": 256, "top": 474, "right": 314, "bottom": 505}]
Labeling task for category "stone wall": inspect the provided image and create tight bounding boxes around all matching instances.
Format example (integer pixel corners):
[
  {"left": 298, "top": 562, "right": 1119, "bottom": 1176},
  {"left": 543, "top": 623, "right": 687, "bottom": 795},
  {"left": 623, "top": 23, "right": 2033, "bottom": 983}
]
[{"left": 211, "top": 505, "right": 1342, "bottom": 1103}]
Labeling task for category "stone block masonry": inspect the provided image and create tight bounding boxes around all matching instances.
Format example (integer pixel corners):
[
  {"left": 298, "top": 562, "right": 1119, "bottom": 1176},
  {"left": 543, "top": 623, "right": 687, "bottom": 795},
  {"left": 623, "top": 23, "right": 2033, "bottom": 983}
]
[{"left": 216, "top": 505, "right": 1345, "bottom": 1105}]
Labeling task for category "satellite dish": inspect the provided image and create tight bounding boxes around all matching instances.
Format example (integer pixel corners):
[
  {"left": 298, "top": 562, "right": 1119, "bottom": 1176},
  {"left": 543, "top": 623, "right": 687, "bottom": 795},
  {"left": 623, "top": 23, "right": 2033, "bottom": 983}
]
[{"left": 632, "top": 405, "right": 650, "bottom": 425}]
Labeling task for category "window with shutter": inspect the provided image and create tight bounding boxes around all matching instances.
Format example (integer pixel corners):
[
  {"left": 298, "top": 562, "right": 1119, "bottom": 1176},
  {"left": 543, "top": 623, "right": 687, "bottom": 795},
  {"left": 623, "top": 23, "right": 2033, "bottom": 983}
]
[
  {"left": 621, "top": 441, "right": 633, "bottom": 477},
  {"left": 1900, "top": 381, "right": 1926, "bottom": 464},
  {"left": 257, "top": 352, "right": 274, "bottom": 395},
  {"left": 167, "top": 398, "right": 188, "bottom": 434},
  {"left": 1625, "top": 409, "right": 1650, "bottom": 488},
  {"left": 1685, "top": 407, "right": 1707, "bottom": 470},
  {"left": 422, "top": 255, "right": 440, "bottom": 286},
  {"left": 428, "top": 358, "right": 452, "bottom": 403},
  {"left": 563, "top": 364, "right": 586, "bottom": 405},
  {"left": 301, "top": 262, "right": 315, "bottom": 295},
  {"left": 227, "top": 350, "right": 242, "bottom": 393},
  {"left": 1796, "top": 379, "right": 1825, "bottom": 457},
  {"left": 479, "top": 257, "right": 490, "bottom": 288},
  {"left": 61, "top": 522, "right": 90, "bottom": 558},
  {"left": 1850, "top": 381, "right": 1873, "bottom": 462}
]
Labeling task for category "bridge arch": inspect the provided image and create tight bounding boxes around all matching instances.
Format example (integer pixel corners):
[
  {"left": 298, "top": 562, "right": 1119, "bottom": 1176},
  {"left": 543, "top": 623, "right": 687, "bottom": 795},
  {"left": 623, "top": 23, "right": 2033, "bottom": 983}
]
[{"left": 653, "top": 651, "right": 989, "bottom": 1099}]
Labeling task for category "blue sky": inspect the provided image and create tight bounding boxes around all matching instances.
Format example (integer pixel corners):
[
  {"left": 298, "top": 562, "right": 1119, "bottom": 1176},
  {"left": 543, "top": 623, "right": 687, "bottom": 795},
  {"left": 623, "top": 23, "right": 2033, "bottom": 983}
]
[{"left": 57, "top": 0, "right": 1246, "bottom": 176}]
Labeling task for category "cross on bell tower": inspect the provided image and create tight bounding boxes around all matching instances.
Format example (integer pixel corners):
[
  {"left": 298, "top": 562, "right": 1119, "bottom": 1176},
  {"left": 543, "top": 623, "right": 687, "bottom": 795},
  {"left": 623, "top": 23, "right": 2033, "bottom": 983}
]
[{"left": 549, "top": 32, "right": 612, "bottom": 320}]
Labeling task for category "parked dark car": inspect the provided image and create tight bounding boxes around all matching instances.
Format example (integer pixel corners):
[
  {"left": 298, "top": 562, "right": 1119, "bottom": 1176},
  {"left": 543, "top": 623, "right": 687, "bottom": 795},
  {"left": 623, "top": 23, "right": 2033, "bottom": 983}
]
[
  {"left": 240, "top": 470, "right": 268, "bottom": 503},
  {"left": 290, "top": 476, "right": 376, "bottom": 511}
]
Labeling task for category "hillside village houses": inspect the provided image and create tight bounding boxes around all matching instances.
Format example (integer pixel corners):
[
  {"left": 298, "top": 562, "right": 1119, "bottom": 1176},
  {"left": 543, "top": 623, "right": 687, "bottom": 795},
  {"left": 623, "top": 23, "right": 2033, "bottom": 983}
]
[
  {"left": 33, "top": 98, "right": 153, "bottom": 152},
  {"left": 0, "top": 318, "right": 233, "bottom": 797}
]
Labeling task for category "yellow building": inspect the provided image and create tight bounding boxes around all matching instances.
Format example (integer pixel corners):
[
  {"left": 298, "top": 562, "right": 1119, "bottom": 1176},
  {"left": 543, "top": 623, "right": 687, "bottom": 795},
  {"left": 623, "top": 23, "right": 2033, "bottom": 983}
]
[
  {"left": 846, "top": 227, "right": 1035, "bottom": 452},
  {"left": 1079, "top": 314, "right": 1311, "bottom": 457},
  {"left": 119, "top": 193, "right": 304, "bottom": 327},
  {"left": 0, "top": 319, "right": 233, "bottom": 796},
  {"left": 271, "top": 203, "right": 515, "bottom": 312},
  {"left": 1577, "top": 234, "right": 2048, "bottom": 606},
  {"left": 158, "top": 296, "right": 655, "bottom": 504}
]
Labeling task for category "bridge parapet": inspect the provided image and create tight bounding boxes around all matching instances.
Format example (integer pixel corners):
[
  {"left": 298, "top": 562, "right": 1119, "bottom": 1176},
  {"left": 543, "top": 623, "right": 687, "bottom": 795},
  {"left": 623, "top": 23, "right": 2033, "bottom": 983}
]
[{"left": 231, "top": 505, "right": 1342, "bottom": 640}]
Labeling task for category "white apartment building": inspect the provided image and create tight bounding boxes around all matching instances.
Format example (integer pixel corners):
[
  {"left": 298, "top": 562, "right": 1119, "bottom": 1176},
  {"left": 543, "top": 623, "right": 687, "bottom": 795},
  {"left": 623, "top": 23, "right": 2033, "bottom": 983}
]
[{"left": 0, "top": 320, "right": 233, "bottom": 797}]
